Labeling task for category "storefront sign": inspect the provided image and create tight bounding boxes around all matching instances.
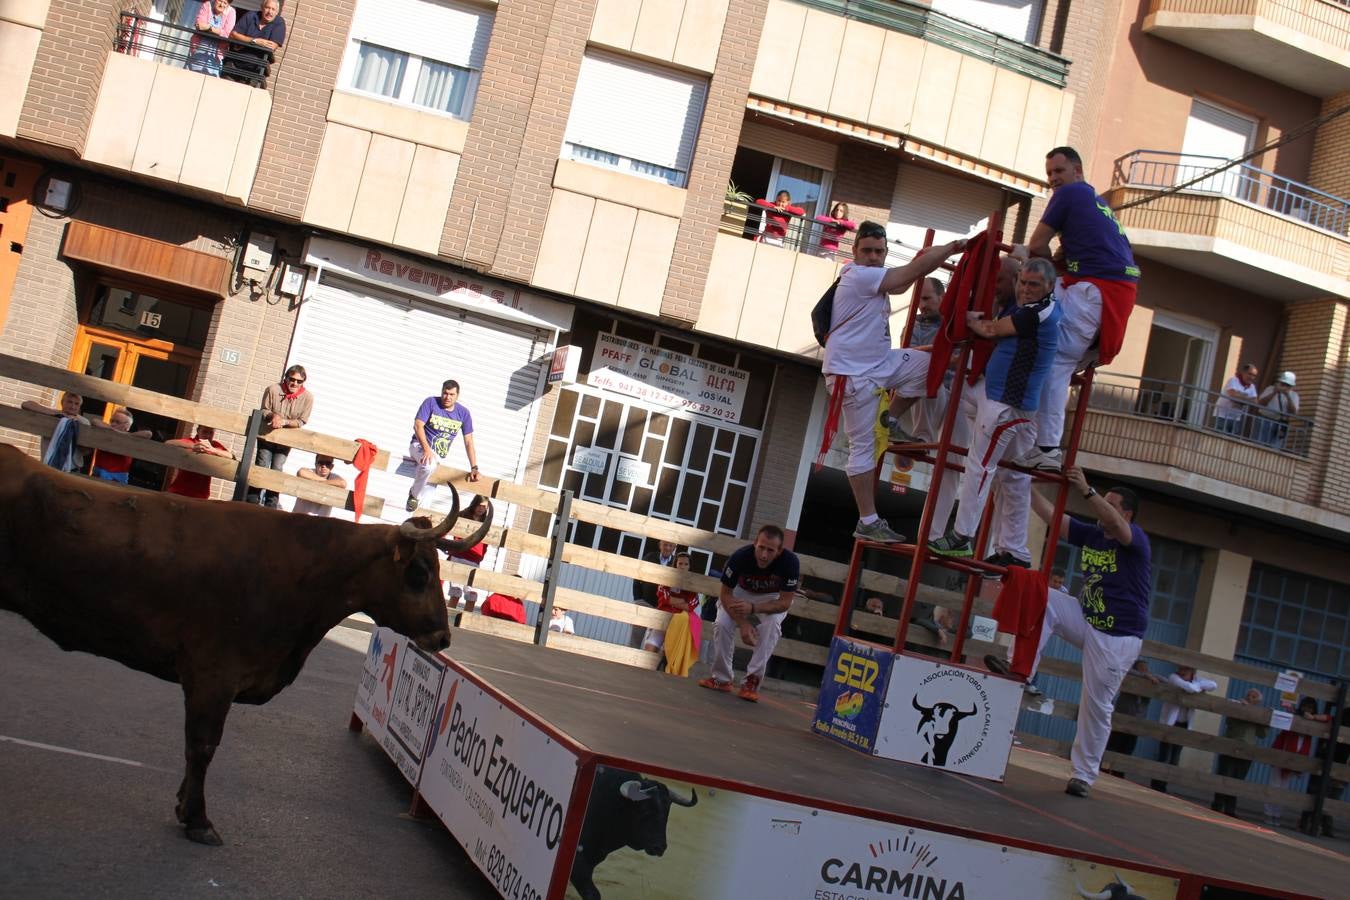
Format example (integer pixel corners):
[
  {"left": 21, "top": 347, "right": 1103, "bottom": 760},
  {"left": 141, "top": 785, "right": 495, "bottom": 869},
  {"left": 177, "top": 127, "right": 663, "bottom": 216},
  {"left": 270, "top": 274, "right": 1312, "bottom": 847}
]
[
  {"left": 419, "top": 674, "right": 578, "bottom": 900},
  {"left": 566, "top": 772, "right": 1180, "bottom": 899},
  {"left": 813, "top": 637, "right": 892, "bottom": 754},
  {"left": 588, "top": 333, "right": 749, "bottom": 424},
  {"left": 873, "top": 655, "right": 1021, "bottom": 782},
  {"left": 572, "top": 446, "right": 608, "bottom": 475},
  {"left": 615, "top": 457, "right": 650, "bottom": 485},
  {"left": 547, "top": 344, "right": 581, "bottom": 384}
]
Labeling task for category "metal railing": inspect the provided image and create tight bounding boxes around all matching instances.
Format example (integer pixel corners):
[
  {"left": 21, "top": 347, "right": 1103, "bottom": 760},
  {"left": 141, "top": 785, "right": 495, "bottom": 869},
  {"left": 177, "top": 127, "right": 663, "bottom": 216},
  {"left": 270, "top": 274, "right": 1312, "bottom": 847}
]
[
  {"left": 116, "top": 12, "right": 275, "bottom": 89},
  {"left": 796, "top": 0, "right": 1070, "bottom": 87},
  {"left": 719, "top": 197, "right": 934, "bottom": 268},
  {"left": 1113, "top": 149, "right": 1350, "bottom": 237},
  {"left": 1086, "top": 372, "right": 1314, "bottom": 456}
]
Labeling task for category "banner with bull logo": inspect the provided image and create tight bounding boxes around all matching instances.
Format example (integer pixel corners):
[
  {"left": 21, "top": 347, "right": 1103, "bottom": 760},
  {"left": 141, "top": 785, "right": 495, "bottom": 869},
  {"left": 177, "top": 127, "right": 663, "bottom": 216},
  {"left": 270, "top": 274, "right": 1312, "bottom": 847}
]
[
  {"left": 873, "top": 655, "right": 1022, "bottom": 781},
  {"left": 353, "top": 628, "right": 402, "bottom": 774},
  {"left": 812, "top": 637, "right": 893, "bottom": 754},
  {"left": 353, "top": 627, "right": 446, "bottom": 784},
  {"left": 420, "top": 672, "right": 579, "bottom": 900},
  {"left": 562, "top": 772, "right": 1179, "bottom": 899}
]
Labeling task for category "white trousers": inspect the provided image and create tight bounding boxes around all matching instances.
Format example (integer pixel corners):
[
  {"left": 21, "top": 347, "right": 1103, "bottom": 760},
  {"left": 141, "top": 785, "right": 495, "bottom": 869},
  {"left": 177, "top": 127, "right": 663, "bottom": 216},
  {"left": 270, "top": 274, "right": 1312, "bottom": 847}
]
[
  {"left": 1030, "top": 588, "right": 1142, "bottom": 786},
  {"left": 952, "top": 381, "right": 1035, "bottom": 552},
  {"left": 828, "top": 348, "right": 931, "bottom": 477},
  {"left": 910, "top": 380, "right": 975, "bottom": 537},
  {"left": 409, "top": 439, "right": 446, "bottom": 501},
  {"left": 1032, "top": 278, "right": 1102, "bottom": 449},
  {"left": 710, "top": 601, "right": 786, "bottom": 682}
]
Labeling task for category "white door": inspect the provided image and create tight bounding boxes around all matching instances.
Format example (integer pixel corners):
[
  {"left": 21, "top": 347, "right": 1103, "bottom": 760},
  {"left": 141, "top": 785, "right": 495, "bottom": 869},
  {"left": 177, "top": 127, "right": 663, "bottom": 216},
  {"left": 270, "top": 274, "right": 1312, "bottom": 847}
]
[
  {"left": 284, "top": 278, "right": 551, "bottom": 523},
  {"left": 1180, "top": 99, "right": 1257, "bottom": 198}
]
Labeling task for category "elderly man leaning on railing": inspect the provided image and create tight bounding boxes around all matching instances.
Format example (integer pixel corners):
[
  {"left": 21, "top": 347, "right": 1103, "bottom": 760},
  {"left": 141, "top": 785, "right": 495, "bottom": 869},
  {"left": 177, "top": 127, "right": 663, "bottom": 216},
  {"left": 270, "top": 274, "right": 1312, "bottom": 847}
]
[
  {"left": 1084, "top": 372, "right": 1314, "bottom": 456},
  {"left": 116, "top": 10, "right": 278, "bottom": 89}
]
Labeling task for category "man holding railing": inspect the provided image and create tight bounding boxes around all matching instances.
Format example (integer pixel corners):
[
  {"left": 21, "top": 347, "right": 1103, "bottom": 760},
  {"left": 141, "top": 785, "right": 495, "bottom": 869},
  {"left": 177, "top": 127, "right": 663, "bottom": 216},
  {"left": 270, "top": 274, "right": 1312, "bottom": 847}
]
[
  {"left": 225, "top": 0, "right": 286, "bottom": 85},
  {"left": 1013, "top": 147, "right": 1140, "bottom": 472}
]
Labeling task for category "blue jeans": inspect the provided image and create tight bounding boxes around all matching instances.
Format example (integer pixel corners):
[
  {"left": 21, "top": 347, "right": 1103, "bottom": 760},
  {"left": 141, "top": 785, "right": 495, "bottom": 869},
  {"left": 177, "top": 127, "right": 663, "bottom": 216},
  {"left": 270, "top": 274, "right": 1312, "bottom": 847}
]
[
  {"left": 247, "top": 440, "right": 288, "bottom": 506},
  {"left": 93, "top": 468, "right": 129, "bottom": 484}
]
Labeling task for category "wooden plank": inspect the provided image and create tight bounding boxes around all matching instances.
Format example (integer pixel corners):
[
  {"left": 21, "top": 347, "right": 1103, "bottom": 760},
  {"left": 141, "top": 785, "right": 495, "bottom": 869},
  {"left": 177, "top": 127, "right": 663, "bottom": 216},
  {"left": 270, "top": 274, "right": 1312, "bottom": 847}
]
[
  {"left": 0, "top": 354, "right": 247, "bottom": 434},
  {"left": 253, "top": 427, "right": 392, "bottom": 469},
  {"left": 1137, "top": 640, "right": 1338, "bottom": 702},
  {"left": 247, "top": 467, "right": 385, "bottom": 518},
  {"left": 453, "top": 614, "right": 659, "bottom": 669}
]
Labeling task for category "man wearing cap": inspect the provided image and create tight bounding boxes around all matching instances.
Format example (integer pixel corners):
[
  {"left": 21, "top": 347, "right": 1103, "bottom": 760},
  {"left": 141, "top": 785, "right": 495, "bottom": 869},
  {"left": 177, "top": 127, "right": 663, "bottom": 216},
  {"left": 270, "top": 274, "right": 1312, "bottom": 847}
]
[
  {"left": 292, "top": 455, "right": 347, "bottom": 516},
  {"left": 1255, "top": 371, "right": 1300, "bottom": 449}
]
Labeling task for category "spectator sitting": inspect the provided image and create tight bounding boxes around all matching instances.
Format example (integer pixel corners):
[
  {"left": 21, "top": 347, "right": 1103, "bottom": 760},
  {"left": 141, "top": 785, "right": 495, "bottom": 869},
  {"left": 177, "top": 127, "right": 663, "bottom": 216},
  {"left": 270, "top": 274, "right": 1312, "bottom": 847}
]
[
  {"left": 1211, "top": 688, "right": 1269, "bottom": 817},
  {"left": 631, "top": 539, "right": 678, "bottom": 647},
  {"left": 1254, "top": 371, "right": 1300, "bottom": 449},
  {"left": 444, "top": 494, "right": 491, "bottom": 611},
  {"left": 165, "top": 424, "right": 234, "bottom": 499},
  {"left": 291, "top": 455, "right": 346, "bottom": 516},
  {"left": 548, "top": 606, "right": 576, "bottom": 635},
  {"left": 754, "top": 190, "right": 804, "bottom": 247},
  {"left": 1264, "top": 696, "right": 1328, "bottom": 828},
  {"left": 187, "top": 0, "right": 237, "bottom": 77},
  {"left": 247, "top": 365, "right": 313, "bottom": 508},
  {"left": 814, "top": 202, "right": 856, "bottom": 257},
  {"left": 1103, "top": 658, "right": 1159, "bottom": 777},
  {"left": 1213, "top": 362, "right": 1258, "bottom": 437},
  {"left": 22, "top": 391, "right": 92, "bottom": 472},
  {"left": 655, "top": 553, "right": 702, "bottom": 677},
  {"left": 642, "top": 551, "right": 699, "bottom": 654},
  {"left": 89, "top": 407, "right": 153, "bottom": 483},
  {"left": 1151, "top": 665, "right": 1219, "bottom": 792},
  {"left": 225, "top": 0, "right": 285, "bottom": 85}
]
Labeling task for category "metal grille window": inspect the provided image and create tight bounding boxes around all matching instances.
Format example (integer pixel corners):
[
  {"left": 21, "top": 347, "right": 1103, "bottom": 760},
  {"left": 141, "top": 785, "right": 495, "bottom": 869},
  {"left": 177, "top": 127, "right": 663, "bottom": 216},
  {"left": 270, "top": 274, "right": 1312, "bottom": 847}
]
[{"left": 1238, "top": 563, "right": 1350, "bottom": 680}]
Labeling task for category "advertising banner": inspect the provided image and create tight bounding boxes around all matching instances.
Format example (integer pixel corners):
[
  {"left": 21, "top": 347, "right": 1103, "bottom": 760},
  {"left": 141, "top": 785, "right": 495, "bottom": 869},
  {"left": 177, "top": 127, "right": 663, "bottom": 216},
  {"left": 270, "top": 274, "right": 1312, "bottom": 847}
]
[
  {"left": 563, "top": 773, "right": 1180, "bottom": 900},
  {"left": 812, "top": 637, "right": 893, "bottom": 754},
  {"left": 353, "top": 627, "right": 402, "bottom": 758},
  {"left": 420, "top": 672, "right": 578, "bottom": 900},
  {"left": 384, "top": 642, "right": 446, "bottom": 784},
  {"left": 873, "top": 655, "right": 1021, "bottom": 782},
  {"left": 588, "top": 332, "right": 750, "bottom": 424}
]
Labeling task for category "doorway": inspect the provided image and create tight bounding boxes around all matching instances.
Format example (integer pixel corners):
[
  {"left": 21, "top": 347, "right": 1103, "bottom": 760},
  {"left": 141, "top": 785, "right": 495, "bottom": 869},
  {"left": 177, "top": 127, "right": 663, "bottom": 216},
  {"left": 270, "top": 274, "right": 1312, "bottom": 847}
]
[
  {"left": 1138, "top": 311, "right": 1217, "bottom": 427},
  {"left": 71, "top": 283, "right": 208, "bottom": 489}
]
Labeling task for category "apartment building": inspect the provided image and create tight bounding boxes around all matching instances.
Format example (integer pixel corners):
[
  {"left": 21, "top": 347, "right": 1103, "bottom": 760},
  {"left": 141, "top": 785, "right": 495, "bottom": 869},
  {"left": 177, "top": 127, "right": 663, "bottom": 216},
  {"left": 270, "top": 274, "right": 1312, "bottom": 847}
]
[{"left": 1, "top": 0, "right": 1343, "bottom": 709}]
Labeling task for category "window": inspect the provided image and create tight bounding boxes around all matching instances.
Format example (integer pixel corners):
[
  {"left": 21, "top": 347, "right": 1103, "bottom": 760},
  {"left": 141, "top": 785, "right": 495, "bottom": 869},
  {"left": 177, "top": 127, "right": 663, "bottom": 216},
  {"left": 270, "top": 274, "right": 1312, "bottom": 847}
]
[
  {"left": 1238, "top": 563, "right": 1350, "bottom": 680},
  {"left": 339, "top": 0, "right": 492, "bottom": 120},
  {"left": 1180, "top": 99, "right": 1258, "bottom": 197},
  {"left": 562, "top": 51, "right": 708, "bottom": 188}
]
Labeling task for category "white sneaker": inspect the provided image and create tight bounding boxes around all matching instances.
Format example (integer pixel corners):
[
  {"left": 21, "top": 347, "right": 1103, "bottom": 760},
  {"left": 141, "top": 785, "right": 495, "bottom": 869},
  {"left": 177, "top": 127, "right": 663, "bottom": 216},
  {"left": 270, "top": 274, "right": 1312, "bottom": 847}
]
[{"left": 1011, "top": 447, "right": 1063, "bottom": 471}]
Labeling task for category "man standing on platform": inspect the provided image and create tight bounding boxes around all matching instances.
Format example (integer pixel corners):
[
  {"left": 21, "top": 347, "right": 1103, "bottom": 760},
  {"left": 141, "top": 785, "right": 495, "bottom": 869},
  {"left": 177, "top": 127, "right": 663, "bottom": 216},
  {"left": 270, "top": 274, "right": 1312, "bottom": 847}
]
[
  {"left": 822, "top": 220, "right": 965, "bottom": 544},
  {"left": 1018, "top": 467, "right": 1151, "bottom": 798},
  {"left": 699, "top": 525, "right": 799, "bottom": 703},
  {"left": 1013, "top": 147, "right": 1139, "bottom": 472}
]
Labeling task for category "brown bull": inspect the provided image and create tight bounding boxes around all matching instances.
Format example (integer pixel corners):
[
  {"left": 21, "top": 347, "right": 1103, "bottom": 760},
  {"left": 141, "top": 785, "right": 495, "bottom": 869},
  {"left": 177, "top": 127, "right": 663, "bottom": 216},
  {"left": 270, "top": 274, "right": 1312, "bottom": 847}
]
[{"left": 0, "top": 443, "right": 490, "bottom": 846}]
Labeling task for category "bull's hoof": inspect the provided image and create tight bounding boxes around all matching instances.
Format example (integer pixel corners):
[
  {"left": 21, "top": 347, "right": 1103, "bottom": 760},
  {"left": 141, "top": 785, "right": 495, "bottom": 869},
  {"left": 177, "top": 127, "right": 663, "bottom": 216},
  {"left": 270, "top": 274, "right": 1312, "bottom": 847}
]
[{"left": 185, "top": 825, "right": 223, "bottom": 846}]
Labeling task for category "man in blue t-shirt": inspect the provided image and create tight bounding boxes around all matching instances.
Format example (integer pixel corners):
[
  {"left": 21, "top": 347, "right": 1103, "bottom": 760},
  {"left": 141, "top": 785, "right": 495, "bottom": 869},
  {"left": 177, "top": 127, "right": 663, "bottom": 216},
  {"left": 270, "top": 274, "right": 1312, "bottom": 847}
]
[
  {"left": 929, "top": 257, "right": 1060, "bottom": 565},
  {"left": 1028, "top": 467, "right": 1151, "bottom": 798},
  {"left": 1013, "top": 146, "right": 1140, "bottom": 473},
  {"left": 407, "top": 379, "right": 480, "bottom": 512},
  {"left": 224, "top": 0, "right": 287, "bottom": 85},
  {"left": 698, "top": 525, "right": 800, "bottom": 703}
]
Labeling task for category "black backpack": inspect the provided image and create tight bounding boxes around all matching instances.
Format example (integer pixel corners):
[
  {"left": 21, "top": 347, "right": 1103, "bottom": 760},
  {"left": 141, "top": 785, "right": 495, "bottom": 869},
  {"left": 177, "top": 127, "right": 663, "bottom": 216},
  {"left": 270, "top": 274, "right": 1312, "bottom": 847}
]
[{"left": 810, "top": 278, "right": 841, "bottom": 348}]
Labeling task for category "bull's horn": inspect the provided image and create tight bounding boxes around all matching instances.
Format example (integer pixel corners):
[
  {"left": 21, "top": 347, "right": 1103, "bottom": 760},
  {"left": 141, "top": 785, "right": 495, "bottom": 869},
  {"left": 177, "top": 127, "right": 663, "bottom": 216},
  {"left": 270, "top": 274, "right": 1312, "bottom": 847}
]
[
  {"left": 1077, "top": 884, "right": 1111, "bottom": 900},
  {"left": 399, "top": 483, "right": 462, "bottom": 542},
  {"left": 668, "top": 786, "right": 698, "bottom": 808},
  {"left": 436, "top": 498, "right": 495, "bottom": 554},
  {"left": 912, "top": 695, "right": 925, "bottom": 713},
  {"left": 619, "top": 780, "right": 654, "bottom": 801}
]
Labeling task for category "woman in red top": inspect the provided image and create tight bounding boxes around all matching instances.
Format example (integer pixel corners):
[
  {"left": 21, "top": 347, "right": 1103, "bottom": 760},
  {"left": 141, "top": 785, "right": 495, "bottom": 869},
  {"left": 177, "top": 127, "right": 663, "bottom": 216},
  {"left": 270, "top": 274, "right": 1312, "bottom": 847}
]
[
  {"left": 1264, "top": 696, "right": 1329, "bottom": 828},
  {"left": 644, "top": 553, "right": 703, "bottom": 676},
  {"left": 754, "top": 190, "right": 804, "bottom": 246},
  {"left": 165, "top": 425, "right": 235, "bottom": 499},
  {"left": 814, "top": 201, "right": 857, "bottom": 257}
]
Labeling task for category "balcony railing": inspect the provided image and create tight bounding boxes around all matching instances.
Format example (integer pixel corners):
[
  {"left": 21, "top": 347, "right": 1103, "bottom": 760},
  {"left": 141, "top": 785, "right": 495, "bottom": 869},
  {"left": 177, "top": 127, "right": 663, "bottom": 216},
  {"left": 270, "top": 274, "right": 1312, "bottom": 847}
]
[
  {"left": 1085, "top": 372, "right": 1314, "bottom": 457},
  {"left": 116, "top": 12, "right": 275, "bottom": 89},
  {"left": 719, "top": 197, "right": 935, "bottom": 268},
  {"left": 796, "top": 0, "right": 1070, "bottom": 87},
  {"left": 1114, "top": 150, "right": 1350, "bottom": 237}
]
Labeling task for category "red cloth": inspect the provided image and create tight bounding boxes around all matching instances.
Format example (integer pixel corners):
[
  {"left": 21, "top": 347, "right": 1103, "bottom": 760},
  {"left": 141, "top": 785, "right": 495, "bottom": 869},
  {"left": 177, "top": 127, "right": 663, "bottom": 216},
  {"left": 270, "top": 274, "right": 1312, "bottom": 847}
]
[
  {"left": 813, "top": 374, "right": 847, "bottom": 471},
  {"left": 165, "top": 439, "right": 229, "bottom": 499},
  {"left": 1060, "top": 275, "right": 1136, "bottom": 366},
  {"left": 350, "top": 438, "right": 378, "bottom": 522},
  {"left": 92, "top": 450, "right": 132, "bottom": 474},
  {"left": 991, "top": 567, "right": 1049, "bottom": 679},
  {"left": 283, "top": 384, "right": 307, "bottom": 402},
  {"left": 656, "top": 585, "right": 698, "bottom": 614},
  {"left": 453, "top": 543, "right": 487, "bottom": 565},
  {"left": 481, "top": 593, "right": 526, "bottom": 624},
  {"left": 925, "top": 230, "right": 1001, "bottom": 397}
]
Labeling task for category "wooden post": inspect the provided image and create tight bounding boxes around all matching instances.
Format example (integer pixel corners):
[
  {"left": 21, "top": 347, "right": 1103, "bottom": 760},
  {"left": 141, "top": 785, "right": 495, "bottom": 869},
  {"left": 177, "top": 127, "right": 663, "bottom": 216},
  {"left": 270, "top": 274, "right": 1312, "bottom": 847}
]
[
  {"left": 1307, "top": 680, "right": 1346, "bottom": 834},
  {"left": 232, "top": 408, "right": 265, "bottom": 502},
  {"left": 534, "top": 489, "right": 574, "bottom": 648}
]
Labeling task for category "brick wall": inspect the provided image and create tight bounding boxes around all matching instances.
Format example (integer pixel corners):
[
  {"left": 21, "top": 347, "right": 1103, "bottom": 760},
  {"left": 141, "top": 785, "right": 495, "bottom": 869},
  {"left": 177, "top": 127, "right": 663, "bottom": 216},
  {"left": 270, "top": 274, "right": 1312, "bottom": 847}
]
[
  {"left": 659, "top": 0, "right": 769, "bottom": 325},
  {"left": 830, "top": 142, "right": 900, "bottom": 231},
  {"left": 1282, "top": 298, "right": 1349, "bottom": 511},
  {"left": 15, "top": 0, "right": 143, "bottom": 153},
  {"left": 1308, "top": 91, "right": 1350, "bottom": 217},
  {"left": 248, "top": 0, "right": 358, "bottom": 220}
]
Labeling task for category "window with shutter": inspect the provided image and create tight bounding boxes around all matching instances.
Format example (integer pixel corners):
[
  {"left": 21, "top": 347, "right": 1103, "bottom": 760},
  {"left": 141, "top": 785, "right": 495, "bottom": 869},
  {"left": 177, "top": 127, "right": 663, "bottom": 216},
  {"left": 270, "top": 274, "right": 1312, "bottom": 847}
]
[
  {"left": 561, "top": 50, "right": 708, "bottom": 188},
  {"left": 338, "top": 0, "right": 493, "bottom": 120}
]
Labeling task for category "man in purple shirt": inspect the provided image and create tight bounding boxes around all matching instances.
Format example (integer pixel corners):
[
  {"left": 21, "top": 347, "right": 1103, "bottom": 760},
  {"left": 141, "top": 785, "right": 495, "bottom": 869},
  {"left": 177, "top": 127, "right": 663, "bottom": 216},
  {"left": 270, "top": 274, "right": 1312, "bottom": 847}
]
[{"left": 407, "top": 379, "right": 480, "bottom": 512}]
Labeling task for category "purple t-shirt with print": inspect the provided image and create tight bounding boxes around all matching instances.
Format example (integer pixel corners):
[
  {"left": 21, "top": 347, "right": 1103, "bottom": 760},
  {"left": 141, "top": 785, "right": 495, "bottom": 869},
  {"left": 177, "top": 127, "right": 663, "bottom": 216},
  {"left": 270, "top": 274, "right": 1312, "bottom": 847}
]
[
  {"left": 1068, "top": 517, "right": 1151, "bottom": 637},
  {"left": 1040, "top": 181, "right": 1139, "bottom": 282},
  {"left": 412, "top": 397, "right": 473, "bottom": 458}
]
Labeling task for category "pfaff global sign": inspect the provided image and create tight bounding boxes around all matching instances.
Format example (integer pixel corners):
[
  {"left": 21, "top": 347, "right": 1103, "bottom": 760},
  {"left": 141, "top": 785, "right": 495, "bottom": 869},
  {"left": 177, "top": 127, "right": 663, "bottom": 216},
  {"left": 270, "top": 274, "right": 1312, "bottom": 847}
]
[{"left": 588, "top": 333, "right": 750, "bottom": 424}]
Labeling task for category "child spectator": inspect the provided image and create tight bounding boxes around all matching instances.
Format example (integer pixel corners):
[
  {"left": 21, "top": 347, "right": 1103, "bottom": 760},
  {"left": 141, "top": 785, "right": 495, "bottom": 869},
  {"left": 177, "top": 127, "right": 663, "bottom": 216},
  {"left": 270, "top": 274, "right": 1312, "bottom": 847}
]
[
  {"left": 754, "top": 190, "right": 804, "bottom": 246},
  {"left": 291, "top": 455, "right": 346, "bottom": 516},
  {"left": 165, "top": 425, "right": 234, "bottom": 499},
  {"left": 815, "top": 202, "right": 856, "bottom": 257}
]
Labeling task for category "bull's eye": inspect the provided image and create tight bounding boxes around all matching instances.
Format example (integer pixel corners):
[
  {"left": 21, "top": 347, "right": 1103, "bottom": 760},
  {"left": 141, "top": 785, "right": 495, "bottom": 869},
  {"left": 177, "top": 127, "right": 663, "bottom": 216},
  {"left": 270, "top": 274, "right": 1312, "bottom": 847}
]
[{"left": 404, "top": 557, "right": 432, "bottom": 591}]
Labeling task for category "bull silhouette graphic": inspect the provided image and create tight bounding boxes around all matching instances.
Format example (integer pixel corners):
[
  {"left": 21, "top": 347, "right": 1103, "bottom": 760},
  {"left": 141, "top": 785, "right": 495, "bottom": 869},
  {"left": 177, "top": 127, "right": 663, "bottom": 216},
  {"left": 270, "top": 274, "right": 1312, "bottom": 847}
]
[
  {"left": 912, "top": 695, "right": 978, "bottom": 766},
  {"left": 1077, "top": 872, "right": 1146, "bottom": 899}
]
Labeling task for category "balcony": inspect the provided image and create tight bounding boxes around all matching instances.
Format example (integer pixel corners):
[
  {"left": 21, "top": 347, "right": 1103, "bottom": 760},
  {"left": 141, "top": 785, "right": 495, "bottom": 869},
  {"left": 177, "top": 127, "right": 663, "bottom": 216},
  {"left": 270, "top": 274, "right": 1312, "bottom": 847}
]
[
  {"left": 1106, "top": 150, "right": 1350, "bottom": 300},
  {"left": 749, "top": 0, "right": 1074, "bottom": 186},
  {"left": 1143, "top": 0, "right": 1350, "bottom": 97},
  {"left": 78, "top": 14, "right": 272, "bottom": 204}
]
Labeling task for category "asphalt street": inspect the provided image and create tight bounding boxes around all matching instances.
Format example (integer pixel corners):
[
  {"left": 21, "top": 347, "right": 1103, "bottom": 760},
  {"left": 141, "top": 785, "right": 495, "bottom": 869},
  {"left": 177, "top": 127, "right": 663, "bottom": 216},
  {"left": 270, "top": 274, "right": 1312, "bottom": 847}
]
[{"left": 0, "top": 611, "right": 500, "bottom": 899}]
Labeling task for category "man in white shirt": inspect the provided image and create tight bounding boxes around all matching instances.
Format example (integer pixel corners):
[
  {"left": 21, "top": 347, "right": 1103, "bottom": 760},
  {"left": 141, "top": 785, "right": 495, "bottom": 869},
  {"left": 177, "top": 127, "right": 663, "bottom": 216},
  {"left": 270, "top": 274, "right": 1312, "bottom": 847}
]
[
  {"left": 1213, "top": 362, "right": 1258, "bottom": 435},
  {"left": 822, "top": 220, "right": 965, "bottom": 543}
]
